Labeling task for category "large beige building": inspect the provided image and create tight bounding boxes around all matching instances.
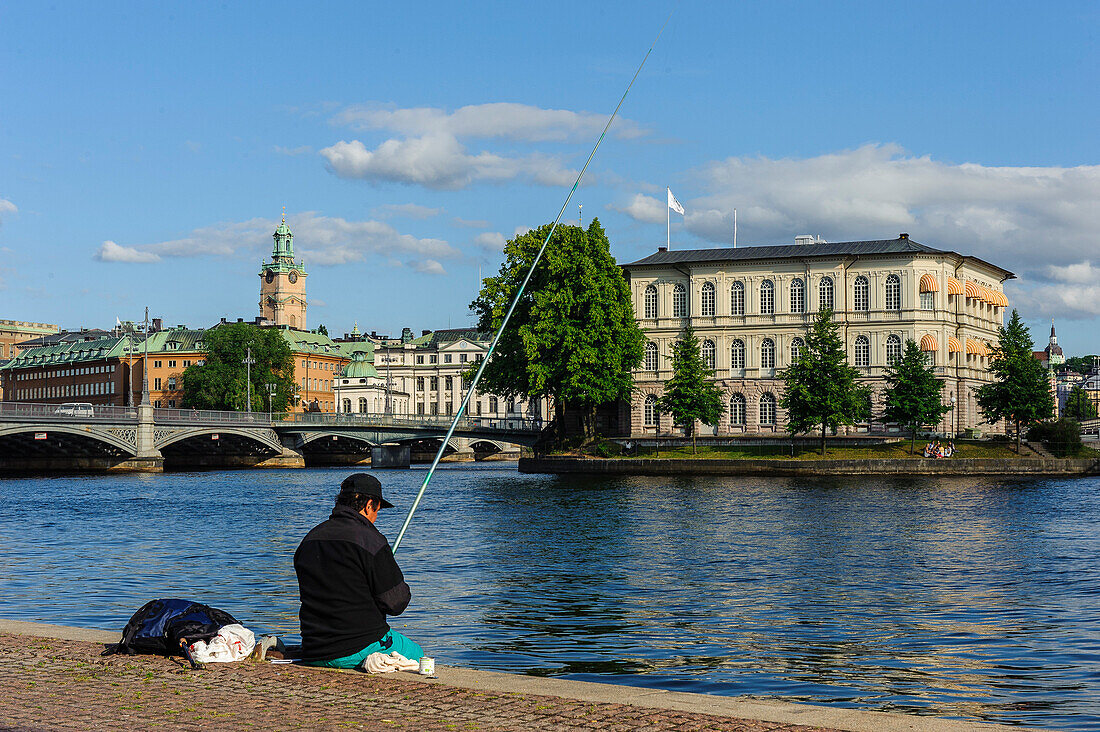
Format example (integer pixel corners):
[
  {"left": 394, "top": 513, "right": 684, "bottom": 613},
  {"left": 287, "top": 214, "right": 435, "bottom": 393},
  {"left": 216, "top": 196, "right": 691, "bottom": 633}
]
[{"left": 622, "top": 234, "right": 1013, "bottom": 437}]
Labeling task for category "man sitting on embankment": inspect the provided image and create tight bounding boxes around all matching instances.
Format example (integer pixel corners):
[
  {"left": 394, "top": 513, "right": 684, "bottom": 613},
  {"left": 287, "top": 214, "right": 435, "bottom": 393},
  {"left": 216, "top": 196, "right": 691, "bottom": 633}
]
[{"left": 294, "top": 473, "right": 423, "bottom": 668}]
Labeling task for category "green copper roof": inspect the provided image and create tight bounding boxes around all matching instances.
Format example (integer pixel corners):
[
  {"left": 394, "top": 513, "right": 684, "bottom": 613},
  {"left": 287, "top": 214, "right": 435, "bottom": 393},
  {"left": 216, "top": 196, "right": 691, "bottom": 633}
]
[
  {"left": 0, "top": 336, "right": 130, "bottom": 370},
  {"left": 142, "top": 328, "right": 207, "bottom": 354},
  {"left": 342, "top": 352, "right": 378, "bottom": 378},
  {"left": 280, "top": 328, "right": 346, "bottom": 357},
  {"left": 338, "top": 340, "right": 375, "bottom": 359}
]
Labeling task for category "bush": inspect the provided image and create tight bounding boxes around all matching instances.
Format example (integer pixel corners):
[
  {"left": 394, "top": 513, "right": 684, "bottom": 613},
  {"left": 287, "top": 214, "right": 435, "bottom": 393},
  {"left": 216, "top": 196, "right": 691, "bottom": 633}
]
[
  {"left": 1026, "top": 418, "right": 1083, "bottom": 457},
  {"left": 989, "top": 433, "right": 1011, "bottom": 442}
]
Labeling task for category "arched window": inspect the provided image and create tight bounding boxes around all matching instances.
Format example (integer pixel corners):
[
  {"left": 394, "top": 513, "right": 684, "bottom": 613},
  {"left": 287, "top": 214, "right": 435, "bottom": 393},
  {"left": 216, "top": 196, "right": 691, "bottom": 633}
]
[
  {"left": 760, "top": 280, "right": 775, "bottom": 314},
  {"left": 672, "top": 283, "right": 687, "bottom": 317},
  {"left": 854, "top": 335, "right": 870, "bottom": 367},
  {"left": 644, "top": 394, "right": 658, "bottom": 427},
  {"left": 760, "top": 393, "right": 777, "bottom": 425},
  {"left": 359, "top": 397, "right": 369, "bottom": 412},
  {"left": 700, "top": 282, "right": 715, "bottom": 316},
  {"left": 729, "top": 393, "right": 746, "bottom": 425},
  {"left": 819, "top": 276, "right": 834, "bottom": 311},
  {"left": 488, "top": 396, "right": 498, "bottom": 413},
  {"left": 790, "top": 337, "right": 805, "bottom": 363},
  {"left": 761, "top": 338, "right": 776, "bottom": 369},
  {"left": 790, "top": 278, "right": 805, "bottom": 313},
  {"left": 645, "top": 342, "right": 659, "bottom": 371},
  {"left": 730, "top": 339, "right": 745, "bottom": 370},
  {"left": 886, "top": 334, "right": 902, "bottom": 364},
  {"left": 342, "top": 398, "right": 352, "bottom": 413},
  {"left": 853, "top": 276, "right": 869, "bottom": 311},
  {"left": 644, "top": 285, "right": 658, "bottom": 319},
  {"left": 885, "top": 274, "right": 901, "bottom": 310},
  {"left": 730, "top": 281, "right": 745, "bottom": 316},
  {"left": 702, "top": 339, "right": 716, "bottom": 369}
]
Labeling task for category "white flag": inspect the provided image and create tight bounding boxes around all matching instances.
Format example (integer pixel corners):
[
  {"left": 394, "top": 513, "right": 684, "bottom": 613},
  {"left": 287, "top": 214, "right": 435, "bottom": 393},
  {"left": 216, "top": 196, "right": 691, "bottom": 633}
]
[{"left": 667, "top": 187, "right": 685, "bottom": 215}]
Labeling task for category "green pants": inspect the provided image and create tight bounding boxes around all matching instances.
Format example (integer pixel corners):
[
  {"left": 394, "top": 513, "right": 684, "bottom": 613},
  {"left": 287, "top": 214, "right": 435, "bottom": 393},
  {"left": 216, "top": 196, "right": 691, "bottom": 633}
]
[{"left": 305, "top": 630, "right": 423, "bottom": 670}]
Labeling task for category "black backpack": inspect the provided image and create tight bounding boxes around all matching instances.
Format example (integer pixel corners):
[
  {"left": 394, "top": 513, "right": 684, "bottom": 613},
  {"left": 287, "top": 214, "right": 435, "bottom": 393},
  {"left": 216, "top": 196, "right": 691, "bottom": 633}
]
[{"left": 104, "top": 598, "right": 240, "bottom": 656}]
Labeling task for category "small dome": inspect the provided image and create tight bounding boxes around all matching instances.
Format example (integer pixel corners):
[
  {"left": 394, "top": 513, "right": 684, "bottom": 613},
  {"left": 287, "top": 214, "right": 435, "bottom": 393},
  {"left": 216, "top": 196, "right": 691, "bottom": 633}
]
[{"left": 342, "top": 352, "right": 378, "bottom": 379}]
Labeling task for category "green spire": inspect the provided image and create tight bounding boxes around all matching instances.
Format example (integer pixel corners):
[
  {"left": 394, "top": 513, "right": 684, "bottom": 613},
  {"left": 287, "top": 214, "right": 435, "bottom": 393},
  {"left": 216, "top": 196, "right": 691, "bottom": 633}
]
[{"left": 273, "top": 207, "right": 293, "bottom": 258}]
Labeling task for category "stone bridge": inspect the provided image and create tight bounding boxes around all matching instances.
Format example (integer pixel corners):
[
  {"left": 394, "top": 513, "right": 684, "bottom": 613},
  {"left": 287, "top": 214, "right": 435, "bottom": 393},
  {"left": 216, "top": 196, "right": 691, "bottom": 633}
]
[{"left": 0, "top": 402, "right": 544, "bottom": 472}]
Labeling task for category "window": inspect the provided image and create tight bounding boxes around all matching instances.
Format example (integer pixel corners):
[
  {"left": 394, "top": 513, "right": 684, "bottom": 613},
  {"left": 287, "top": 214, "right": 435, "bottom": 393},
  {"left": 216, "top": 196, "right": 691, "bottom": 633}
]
[
  {"left": 430, "top": 376, "right": 439, "bottom": 390},
  {"left": 760, "top": 338, "right": 775, "bottom": 369},
  {"left": 854, "top": 335, "right": 870, "bottom": 367},
  {"left": 644, "top": 285, "right": 658, "bottom": 318},
  {"left": 154, "top": 400, "right": 162, "bottom": 408},
  {"left": 183, "top": 360, "right": 191, "bottom": 367},
  {"left": 488, "top": 396, "right": 498, "bottom": 413},
  {"left": 167, "top": 377, "right": 176, "bottom": 390},
  {"left": 342, "top": 398, "right": 352, "bottom": 412},
  {"left": 644, "top": 394, "right": 658, "bottom": 427},
  {"left": 154, "top": 377, "right": 162, "bottom": 390},
  {"left": 417, "top": 403, "right": 425, "bottom": 415},
  {"left": 760, "top": 393, "right": 777, "bottom": 425},
  {"left": 168, "top": 400, "right": 175, "bottom": 408},
  {"left": 460, "top": 354, "right": 468, "bottom": 363},
  {"left": 416, "top": 376, "right": 425, "bottom": 391},
  {"left": 416, "top": 355, "right": 424, "bottom": 364},
  {"left": 818, "top": 276, "right": 834, "bottom": 311},
  {"left": 168, "top": 360, "right": 176, "bottom": 369},
  {"left": 446, "top": 401, "right": 453, "bottom": 415},
  {"left": 476, "top": 400, "right": 483, "bottom": 416},
  {"left": 430, "top": 403, "right": 438, "bottom": 415},
  {"left": 702, "top": 340, "right": 716, "bottom": 369},
  {"left": 790, "top": 337, "right": 805, "bottom": 362},
  {"left": 848, "top": 275, "right": 869, "bottom": 312},
  {"left": 885, "top": 274, "right": 901, "bottom": 310},
  {"left": 444, "top": 354, "right": 452, "bottom": 363},
  {"left": 444, "top": 376, "right": 453, "bottom": 390},
  {"left": 700, "top": 282, "right": 715, "bottom": 316},
  {"left": 645, "top": 342, "right": 658, "bottom": 371},
  {"left": 760, "top": 280, "right": 774, "bottom": 314},
  {"left": 730, "top": 281, "right": 745, "bottom": 316},
  {"left": 672, "top": 283, "right": 687, "bottom": 317},
  {"left": 886, "top": 334, "right": 902, "bottom": 364},
  {"left": 920, "top": 291, "right": 934, "bottom": 310},
  {"left": 154, "top": 360, "right": 162, "bottom": 368},
  {"left": 429, "top": 355, "right": 438, "bottom": 364},
  {"left": 729, "top": 394, "right": 746, "bottom": 425},
  {"left": 790, "top": 278, "right": 805, "bottom": 313},
  {"left": 358, "top": 398, "right": 368, "bottom": 412},
  {"left": 731, "top": 339, "right": 745, "bottom": 370}
]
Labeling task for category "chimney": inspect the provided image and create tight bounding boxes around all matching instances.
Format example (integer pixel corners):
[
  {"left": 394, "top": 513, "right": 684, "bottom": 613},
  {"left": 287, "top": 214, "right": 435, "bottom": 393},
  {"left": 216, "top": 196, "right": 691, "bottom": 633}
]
[
  {"left": 899, "top": 233, "right": 909, "bottom": 240},
  {"left": 422, "top": 330, "right": 431, "bottom": 336},
  {"left": 657, "top": 244, "right": 667, "bottom": 252},
  {"left": 794, "top": 235, "right": 814, "bottom": 246}
]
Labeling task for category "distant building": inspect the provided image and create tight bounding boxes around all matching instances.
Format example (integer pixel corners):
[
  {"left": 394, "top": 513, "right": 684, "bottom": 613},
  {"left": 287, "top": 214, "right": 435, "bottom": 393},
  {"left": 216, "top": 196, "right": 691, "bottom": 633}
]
[
  {"left": 138, "top": 328, "right": 207, "bottom": 408},
  {"left": 280, "top": 328, "right": 349, "bottom": 413},
  {"left": 0, "top": 336, "right": 131, "bottom": 405},
  {"left": 622, "top": 234, "right": 1013, "bottom": 436},
  {"left": 1033, "top": 320, "right": 1065, "bottom": 370},
  {"left": 259, "top": 212, "right": 308, "bottom": 330},
  {"left": 0, "top": 320, "right": 59, "bottom": 360}
]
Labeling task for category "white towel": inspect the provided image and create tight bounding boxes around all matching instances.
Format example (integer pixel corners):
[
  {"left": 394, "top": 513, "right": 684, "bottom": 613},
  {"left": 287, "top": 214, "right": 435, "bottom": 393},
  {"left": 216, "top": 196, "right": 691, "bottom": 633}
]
[
  {"left": 361, "top": 651, "right": 419, "bottom": 674},
  {"left": 189, "top": 624, "right": 256, "bottom": 663}
]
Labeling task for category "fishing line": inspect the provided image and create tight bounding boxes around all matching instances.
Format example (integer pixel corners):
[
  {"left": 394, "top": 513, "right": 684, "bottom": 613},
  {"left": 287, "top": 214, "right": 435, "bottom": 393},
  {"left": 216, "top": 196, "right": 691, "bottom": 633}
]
[{"left": 392, "top": 9, "right": 675, "bottom": 553}]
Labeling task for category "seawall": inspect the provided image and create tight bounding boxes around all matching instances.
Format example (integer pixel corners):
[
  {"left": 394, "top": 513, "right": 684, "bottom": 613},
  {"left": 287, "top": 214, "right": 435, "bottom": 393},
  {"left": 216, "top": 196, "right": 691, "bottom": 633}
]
[{"left": 520, "top": 456, "right": 1100, "bottom": 477}]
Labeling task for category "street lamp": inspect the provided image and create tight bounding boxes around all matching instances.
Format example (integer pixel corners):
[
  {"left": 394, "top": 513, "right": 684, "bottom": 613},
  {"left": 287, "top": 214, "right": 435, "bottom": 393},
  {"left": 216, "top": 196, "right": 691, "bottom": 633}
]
[
  {"left": 243, "top": 347, "right": 255, "bottom": 413},
  {"left": 266, "top": 382, "right": 277, "bottom": 415},
  {"left": 950, "top": 393, "right": 957, "bottom": 438}
]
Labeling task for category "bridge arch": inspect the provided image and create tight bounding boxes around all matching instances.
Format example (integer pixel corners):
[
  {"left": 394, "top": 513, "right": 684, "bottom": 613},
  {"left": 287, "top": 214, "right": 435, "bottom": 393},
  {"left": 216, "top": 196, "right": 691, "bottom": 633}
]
[
  {"left": 156, "top": 427, "right": 284, "bottom": 455},
  {"left": 0, "top": 424, "right": 137, "bottom": 457},
  {"left": 297, "top": 431, "right": 381, "bottom": 449}
]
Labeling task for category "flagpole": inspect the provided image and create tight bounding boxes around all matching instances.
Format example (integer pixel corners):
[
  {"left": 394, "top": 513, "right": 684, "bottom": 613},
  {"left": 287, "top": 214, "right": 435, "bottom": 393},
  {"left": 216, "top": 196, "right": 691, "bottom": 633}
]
[{"left": 667, "top": 187, "right": 671, "bottom": 250}]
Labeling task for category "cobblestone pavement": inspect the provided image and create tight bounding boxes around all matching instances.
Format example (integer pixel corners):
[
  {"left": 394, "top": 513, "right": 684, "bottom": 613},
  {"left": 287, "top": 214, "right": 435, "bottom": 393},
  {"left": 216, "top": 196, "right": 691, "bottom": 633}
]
[{"left": 0, "top": 634, "right": 842, "bottom": 732}]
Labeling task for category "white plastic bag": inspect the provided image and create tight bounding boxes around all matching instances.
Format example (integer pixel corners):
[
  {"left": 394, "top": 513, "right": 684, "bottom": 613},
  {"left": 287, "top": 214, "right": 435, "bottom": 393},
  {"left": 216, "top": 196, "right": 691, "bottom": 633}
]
[
  {"left": 362, "top": 651, "right": 419, "bottom": 674},
  {"left": 189, "top": 623, "right": 256, "bottom": 663}
]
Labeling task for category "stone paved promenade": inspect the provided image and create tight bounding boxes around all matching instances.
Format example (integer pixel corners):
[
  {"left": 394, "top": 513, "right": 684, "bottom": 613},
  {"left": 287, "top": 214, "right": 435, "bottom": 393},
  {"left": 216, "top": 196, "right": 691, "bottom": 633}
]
[{"left": 0, "top": 623, "right": 1021, "bottom": 732}]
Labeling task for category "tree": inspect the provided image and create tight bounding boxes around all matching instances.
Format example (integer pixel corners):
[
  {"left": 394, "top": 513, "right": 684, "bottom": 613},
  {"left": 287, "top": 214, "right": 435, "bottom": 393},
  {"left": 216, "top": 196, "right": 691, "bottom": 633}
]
[
  {"left": 1064, "top": 355, "right": 1099, "bottom": 376},
  {"left": 882, "top": 339, "right": 953, "bottom": 454},
  {"left": 1064, "top": 385, "right": 1097, "bottom": 421},
  {"left": 469, "top": 219, "right": 644, "bottom": 441},
  {"left": 976, "top": 309, "right": 1055, "bottom": 452},
  {"left": 181, "top": 323, "right": 296, "bottom": 412},
  {"left": 780, "top": 309, "right": 867, "bottom": 455},
  {"left": 317, "top": 324, "right": 329, "bottom": 336},
  {"left": 657, "top": 326, "right": 723, "bottom": 454}
]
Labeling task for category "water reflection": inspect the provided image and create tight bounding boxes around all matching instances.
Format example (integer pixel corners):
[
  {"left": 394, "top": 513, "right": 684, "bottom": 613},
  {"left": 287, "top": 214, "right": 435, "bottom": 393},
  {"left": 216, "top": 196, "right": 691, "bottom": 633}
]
[{"left": 1, "top": 467, "right": 1098, "bottom": 730}]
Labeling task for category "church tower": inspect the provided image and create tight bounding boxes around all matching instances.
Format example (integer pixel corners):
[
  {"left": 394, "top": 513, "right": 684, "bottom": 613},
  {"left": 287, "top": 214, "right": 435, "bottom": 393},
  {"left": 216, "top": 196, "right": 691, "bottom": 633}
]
[
  {"left": 258, "top": 209, "right": 308, "bottom": 329},
  {"left": 1047, "top": 319, "right": 1065, "bottom": 367}
]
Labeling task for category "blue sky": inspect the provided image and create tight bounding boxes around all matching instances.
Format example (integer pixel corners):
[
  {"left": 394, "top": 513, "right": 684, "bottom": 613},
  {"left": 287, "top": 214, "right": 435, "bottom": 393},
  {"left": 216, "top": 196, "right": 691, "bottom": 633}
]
[{"left": 2, "top": 1, "right": 1098, "bottom": 353}]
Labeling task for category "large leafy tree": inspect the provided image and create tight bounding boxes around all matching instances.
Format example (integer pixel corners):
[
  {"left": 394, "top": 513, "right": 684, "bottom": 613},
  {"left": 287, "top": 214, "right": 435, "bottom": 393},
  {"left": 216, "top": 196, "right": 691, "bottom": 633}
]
[
  {"left": 1063, "top": 385, "right": 1097, "bottom": 421},
  {"left": 780, "top": 308, "right": 867, "bottom": 455},
  {"left": 181, "top": 323, "right": 296, "bottom": 412},
  {"left": 976, "top": 309, "right": 1055, "bottom": 452},
  {"left": 1064, "top": 355, "right": 1099, "bottom": 376},
  {"left": 469, "top": 219, "right": 644, "bottom": 440},
  {"left": 658, "top": 325, "right": 723, "bottom": 453},
  {"left": 882, "top": 339, "right": 953, "bottom": 454}
]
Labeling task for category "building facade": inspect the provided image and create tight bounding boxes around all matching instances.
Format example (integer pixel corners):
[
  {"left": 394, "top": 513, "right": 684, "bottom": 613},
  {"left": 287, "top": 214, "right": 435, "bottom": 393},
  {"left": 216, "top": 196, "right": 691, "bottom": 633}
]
[
  {"left": 282, "top": 328, "right": 349, "bottom": 413},
  {"left": 259, "top": 213, "right": 308, "bottom": 330},
  {"left": 623, "top": 235, "right": 1013, "bottom": 437},
  {"left": 0, "top": 337, "right": 131, "bottom": 405}
]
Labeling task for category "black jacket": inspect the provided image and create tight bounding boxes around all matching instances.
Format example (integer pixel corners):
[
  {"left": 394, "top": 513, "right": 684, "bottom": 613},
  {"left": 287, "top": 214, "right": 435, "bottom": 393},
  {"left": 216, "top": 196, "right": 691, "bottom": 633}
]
[{"left": 294, "top": 505, "right": 412, "bottom": 662}]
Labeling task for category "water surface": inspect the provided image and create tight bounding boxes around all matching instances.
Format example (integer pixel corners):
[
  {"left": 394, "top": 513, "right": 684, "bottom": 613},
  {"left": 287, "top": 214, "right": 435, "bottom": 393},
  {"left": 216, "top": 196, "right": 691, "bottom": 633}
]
[{"left": 1, "top": 466, "right": 1097, "bottom": 729}]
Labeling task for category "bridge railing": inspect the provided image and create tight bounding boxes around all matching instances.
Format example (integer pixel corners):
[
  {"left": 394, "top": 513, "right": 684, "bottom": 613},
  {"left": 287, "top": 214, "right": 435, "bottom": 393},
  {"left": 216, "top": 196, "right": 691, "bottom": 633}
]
[
  {"left": 274, "top": 411, "right": 545, "bottom": 433},
  {"left": 0, "top": 401, "right": 137, "bottom": 423},
  {"left": 152, "top": 407, "right": 274, "bottom": 426}
]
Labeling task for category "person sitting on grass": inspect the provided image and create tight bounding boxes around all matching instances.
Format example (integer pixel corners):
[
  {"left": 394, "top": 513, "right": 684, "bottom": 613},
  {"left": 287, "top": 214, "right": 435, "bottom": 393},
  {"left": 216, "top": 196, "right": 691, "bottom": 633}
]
[{"left": 294, "top": 473, "right": 423, "bottom": 669}]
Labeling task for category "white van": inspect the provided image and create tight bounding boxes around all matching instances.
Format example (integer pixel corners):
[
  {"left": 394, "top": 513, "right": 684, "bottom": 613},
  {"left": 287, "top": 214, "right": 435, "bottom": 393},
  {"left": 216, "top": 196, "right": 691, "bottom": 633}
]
[{"left": 54, "top": 403, "right": 95, "bottom": 418}]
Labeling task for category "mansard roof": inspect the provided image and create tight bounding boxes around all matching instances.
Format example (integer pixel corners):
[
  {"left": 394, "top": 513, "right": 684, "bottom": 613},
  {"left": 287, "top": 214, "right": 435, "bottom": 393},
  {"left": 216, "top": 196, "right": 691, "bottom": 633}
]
[{"left": 624, "top": 236, "right": 1015, "bottom": 279}]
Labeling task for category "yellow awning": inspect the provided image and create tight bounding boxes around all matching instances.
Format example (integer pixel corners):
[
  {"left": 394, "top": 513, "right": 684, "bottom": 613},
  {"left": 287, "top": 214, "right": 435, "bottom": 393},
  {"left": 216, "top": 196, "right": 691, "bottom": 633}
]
[
  {"left": 964, "top": 281, "right": 980, "bottom": 299},
  {"left": 920, "top": 334, "right": 938, "bottom": 351},
  {"left": 948, "top": 336, "right": 962, "bottom": 353},
  {"left": 919, "top": 274, "right": 940, "bottom": 293},
  {"left": 947, "top": 277, "right": 965, "bottom": 295}
]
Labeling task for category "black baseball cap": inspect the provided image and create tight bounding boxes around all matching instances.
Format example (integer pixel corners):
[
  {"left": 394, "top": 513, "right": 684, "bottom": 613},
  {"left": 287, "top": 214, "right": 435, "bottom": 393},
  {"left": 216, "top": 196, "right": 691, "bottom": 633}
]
[{"left": 339, "top": 473, "right": 394, "bottom": 509}]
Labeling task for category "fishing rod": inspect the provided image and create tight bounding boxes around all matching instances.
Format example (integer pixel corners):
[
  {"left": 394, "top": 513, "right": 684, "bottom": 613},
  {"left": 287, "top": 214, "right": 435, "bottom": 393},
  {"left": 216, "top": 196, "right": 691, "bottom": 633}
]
[{"left": 392, "top": 10, "right": 675, "bottom": 553}]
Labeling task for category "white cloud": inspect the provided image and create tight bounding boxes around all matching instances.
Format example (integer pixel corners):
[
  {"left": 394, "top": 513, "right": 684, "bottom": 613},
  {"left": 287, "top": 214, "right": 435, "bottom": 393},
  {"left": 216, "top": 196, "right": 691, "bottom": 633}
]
[
  {"left": 100, "top": 212, "right": 458, "bottom": 273},
  {"left": 331, "top": 102, "right": 647, "bottom": 142},
  {"left": 373, "top": 203, "right": 443, "bottom": 220},
  {"left": 610, "top": 193, "right": 666, "bottom": 224},
  {"left": 321, "top": 134, "right": 576, "bottom": 190},
  {"left": 0, "top": 198, "right": 16, "bottom": 225},
  {"left": 412, "top": 259, "right": 446, "bottom": 275},
  {"left": 1046, "top": 261, "right": 1100, "bottom": 285},
  {"left": 95, "top": 240, "right": 162, "bottom": 263},
  {"left": 473, "top": 232, "right": 507, "bottom": 252}
]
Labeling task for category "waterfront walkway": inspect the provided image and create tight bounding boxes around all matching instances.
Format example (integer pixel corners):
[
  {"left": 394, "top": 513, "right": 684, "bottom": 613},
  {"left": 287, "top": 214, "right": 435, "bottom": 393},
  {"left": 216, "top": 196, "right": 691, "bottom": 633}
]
[{"left": 0, "top": 621, "right": 1017, "bottom": 732}]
